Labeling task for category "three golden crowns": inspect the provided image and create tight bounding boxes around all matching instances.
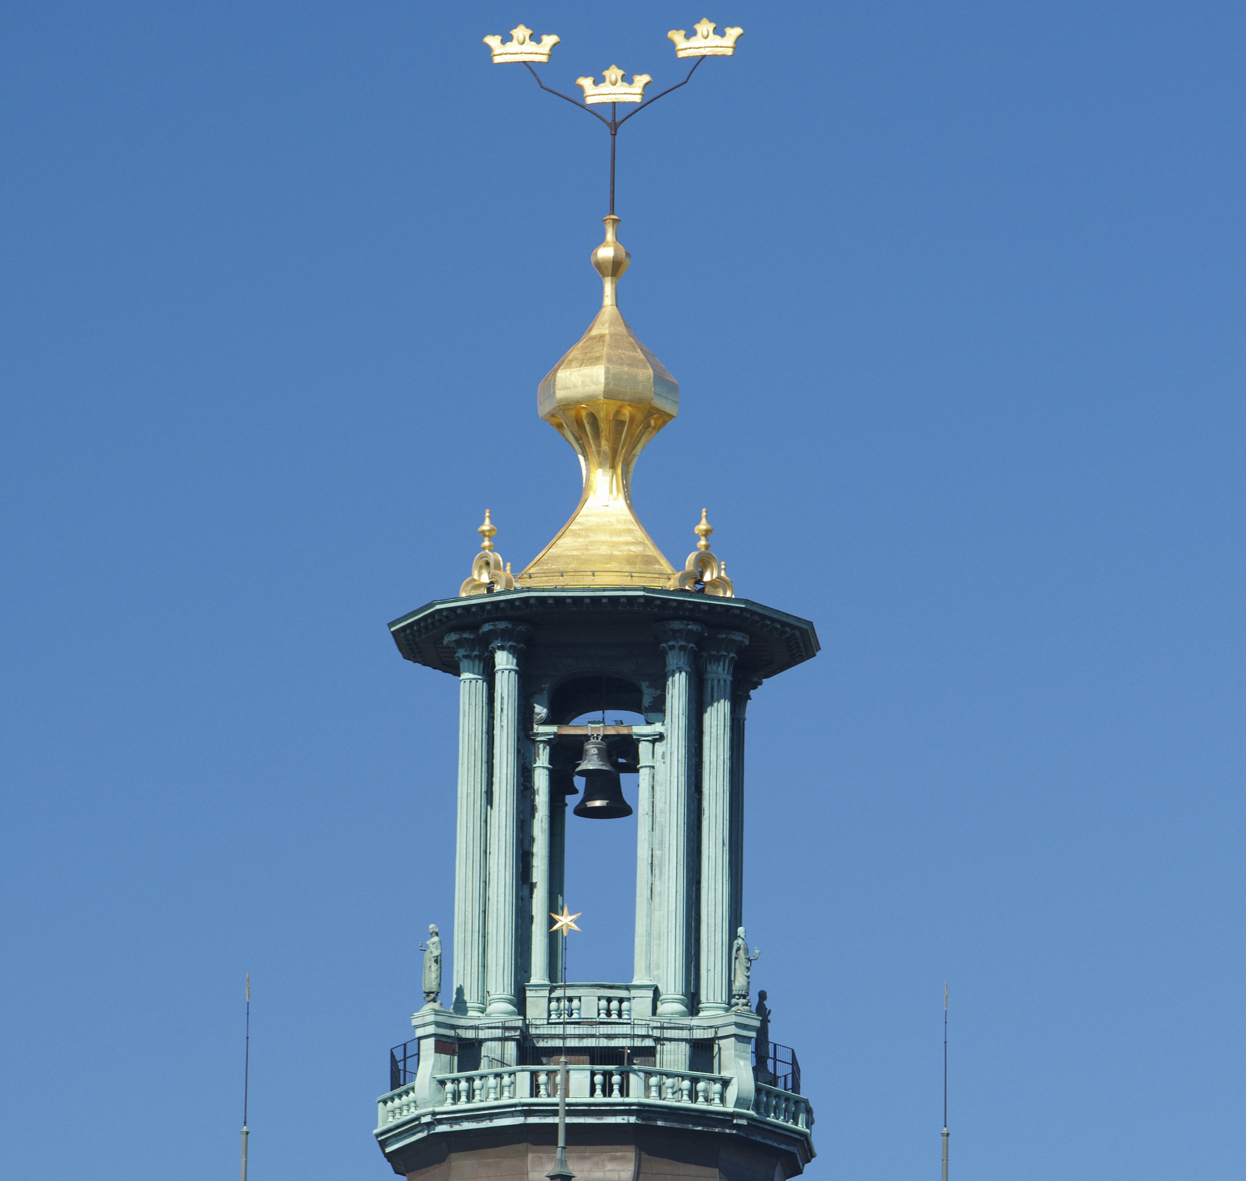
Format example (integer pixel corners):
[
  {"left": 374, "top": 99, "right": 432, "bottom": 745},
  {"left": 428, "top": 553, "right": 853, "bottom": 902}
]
[{"left": 484, "top": 19, "right": 743, "bottom": 104}]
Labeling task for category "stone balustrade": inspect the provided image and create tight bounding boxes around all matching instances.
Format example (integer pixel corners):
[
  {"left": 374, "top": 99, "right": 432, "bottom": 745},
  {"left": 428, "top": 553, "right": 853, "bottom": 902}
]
[
  {"left": 543, "top": 984, "right": 634, "bottom": 1021},
  {"left": 398, "top": 1064, "right": 736, "bottom": 1111},
  {"left": 378, "top": 1081, "right": 420, "bottom": 1126},
  {"left": 379, "top": 1066, "right": 813, "bottom": 1153},
  {"left": 752, "top": 1082, "right": 813, "bottom": 1130}
]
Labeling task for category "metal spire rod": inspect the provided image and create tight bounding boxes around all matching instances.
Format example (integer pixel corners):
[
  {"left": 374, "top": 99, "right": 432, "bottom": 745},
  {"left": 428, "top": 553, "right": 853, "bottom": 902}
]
[
  {"left": 942, "top": 982, "right": 949, "bottom": 1181},
  {"left": 547, "top": 906, "right": 581, "bottom": 1181},
  {"left": 523, "top": 58, "right": 705, "bottom": 215},
  {"left": 241, "top": 973, "right": 251, "bottom": 1181}
]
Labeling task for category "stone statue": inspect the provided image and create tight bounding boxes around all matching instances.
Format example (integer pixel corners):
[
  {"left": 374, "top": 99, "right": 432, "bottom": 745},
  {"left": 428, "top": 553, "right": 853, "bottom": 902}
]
[
  {"left": 419, "top": 924, "right": 442, "bottom": 1006},
  {"left": 731, "top": 926, "right": 761, "bottom": 1009},
  {"left": 753, "top": 990, "right": 774, "bottom": 1084}
]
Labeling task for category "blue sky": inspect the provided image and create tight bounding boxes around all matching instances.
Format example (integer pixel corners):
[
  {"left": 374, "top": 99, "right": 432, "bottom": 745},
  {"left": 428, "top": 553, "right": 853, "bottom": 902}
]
[{"left": 0, "top": 3, "right": 1241, "bottom": 1179}]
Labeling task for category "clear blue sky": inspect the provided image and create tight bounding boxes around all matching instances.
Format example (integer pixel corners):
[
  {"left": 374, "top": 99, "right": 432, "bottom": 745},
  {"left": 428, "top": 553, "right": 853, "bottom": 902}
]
[{"left": 1, "top": 3, "right": 1241, "bottom": 1179}]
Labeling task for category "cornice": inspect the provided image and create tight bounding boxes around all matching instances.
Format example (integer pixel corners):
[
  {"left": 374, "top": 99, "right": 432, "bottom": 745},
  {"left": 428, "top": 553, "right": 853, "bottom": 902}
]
[{"left": 387, "top": 589, "right": 819, "bottom": 683}]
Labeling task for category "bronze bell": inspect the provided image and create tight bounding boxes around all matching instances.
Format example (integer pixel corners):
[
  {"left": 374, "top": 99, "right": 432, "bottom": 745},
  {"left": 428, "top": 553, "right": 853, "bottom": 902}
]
[{"left": 572, "top": 737, "right": 633, "bottom": 819}]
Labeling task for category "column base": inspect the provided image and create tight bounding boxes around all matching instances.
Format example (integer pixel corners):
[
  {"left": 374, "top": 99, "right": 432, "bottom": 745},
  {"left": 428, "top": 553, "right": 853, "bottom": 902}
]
[
  {"left": 485, "top": 994, "right": 519, "bottom": 1017},
  {"left": 697, "top": 1001, "right": 730, "bottom": 1016},
  {"left": 656, "top": 992, "right": 690, "bottom": 1018}
]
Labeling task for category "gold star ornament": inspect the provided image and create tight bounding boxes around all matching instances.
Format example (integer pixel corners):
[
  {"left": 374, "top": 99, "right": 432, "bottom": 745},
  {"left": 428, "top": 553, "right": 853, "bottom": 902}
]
[{"left": 550, "top": 905, "right": 582, "bottom": 934}]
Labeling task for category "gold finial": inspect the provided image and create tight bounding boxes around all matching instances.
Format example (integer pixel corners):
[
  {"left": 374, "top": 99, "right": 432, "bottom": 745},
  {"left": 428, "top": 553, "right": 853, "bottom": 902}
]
[
  {"left": 460, "top": 510, "right": 515, "bottom": 596},
  {"left": 576, "top": 66, "right": 652, "bottom": 105},
  {"left": 592, "top": 215, "right": 630, "bottom": 308},
  {"left": 670, "top": 508, "right": 734, "bottom": 597},
  {"left": 484, "top": 25, "right": 560, "bottom": 64},
  {"left": 668, "top": 20, "right": 743, "bottom": 58},
  {"left": 478, "top": 508, "right": 497, "bottom": 551},
  {"left": 695, "top": 507, "right": 713, "bottom": 550}
]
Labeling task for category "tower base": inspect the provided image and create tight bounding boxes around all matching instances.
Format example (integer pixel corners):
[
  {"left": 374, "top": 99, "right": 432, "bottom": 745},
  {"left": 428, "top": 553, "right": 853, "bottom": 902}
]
[{"left": 385, "top": 1124, "right": 805, "bottom": 1181}]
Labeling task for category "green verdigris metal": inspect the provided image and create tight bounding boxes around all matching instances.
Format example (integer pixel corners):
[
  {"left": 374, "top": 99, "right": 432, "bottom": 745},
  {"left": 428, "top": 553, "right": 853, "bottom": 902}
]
[{"left": 376, "top": 588, "right": 820, "bottom": 1179}]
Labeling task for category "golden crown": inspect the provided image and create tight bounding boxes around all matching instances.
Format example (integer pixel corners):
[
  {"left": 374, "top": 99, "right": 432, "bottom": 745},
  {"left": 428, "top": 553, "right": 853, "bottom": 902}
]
[
  {"left": 576, "top": 66, "right": 653, "bottom": 105},
  {"left": 484, "top": 24, "right": 561, "bottom": 64},
  {"left": 668, "top": 19, "right": 743, "bottom": 58}
]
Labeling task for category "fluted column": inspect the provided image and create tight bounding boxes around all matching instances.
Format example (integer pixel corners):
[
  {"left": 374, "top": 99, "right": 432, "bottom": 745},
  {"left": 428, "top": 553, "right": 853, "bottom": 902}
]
[
  {"left": 729, "top": 676, "right": 762, "bottom": 937},
  {"left": 654, "top": 621, "right": 704, "bottom": 1017},
  {"left": 445, "top": 630, "right": 490, "bottom": 1015},
  {"left": 698, "top": 630, "right": 749, "bottom": 1014},
  {"left": 632, "top": 734, "right": 657, "bottom": 985},
  {"left": 549, "top": 782, "right": 568, "bottom": 985},
  {"left": 529, "top": 736, "right": 552, "bottom": 985},
  {"left": 481, "top": 621, "right": 530, "bottom": 1017}
]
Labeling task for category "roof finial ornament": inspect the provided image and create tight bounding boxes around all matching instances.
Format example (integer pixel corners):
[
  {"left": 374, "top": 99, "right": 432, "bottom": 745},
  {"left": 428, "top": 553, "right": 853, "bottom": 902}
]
[
  {"left": 483, "top": 25, "right": 560, "bottom": 64},
  {"left": 460, "top": 510, "right": 516, "bottom": 596},
  {"left": 478, "top": 508, "right": 497, "bottom": 551},
  {"left": 695, "top": 507, "right": 714, "bottom": 550},
  {"left": 484, "top": 17, "right": 742, "bottom": 216},
  {"left": 592, "top": 215, "right": 630, "bottom": 308},
  {"left": 671, "top": 508, "right": 735, "bottom": 597},
  {"left": 669, "top": 20, "right": 743, "bottom": 58}
]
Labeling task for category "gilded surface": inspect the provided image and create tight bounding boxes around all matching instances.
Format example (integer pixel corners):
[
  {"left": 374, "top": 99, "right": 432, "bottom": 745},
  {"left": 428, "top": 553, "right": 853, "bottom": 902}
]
[
  {"left": 483, "top": 25, "right": 560, "bottom": 64},
  {"left": 669, "top": 509, "right": 734, "bottom": 597},
  {"left": 518, "top": 216, "right": 679, "bottom": 589},
  {"left": 460, "top": 510, "right": 516, "bottom": 596},
  {"left": 668, "top": 21, "right": 743, "bottom": 58},
  {"left": 576, "top": 67, "right": 652, "bottom": 104}
]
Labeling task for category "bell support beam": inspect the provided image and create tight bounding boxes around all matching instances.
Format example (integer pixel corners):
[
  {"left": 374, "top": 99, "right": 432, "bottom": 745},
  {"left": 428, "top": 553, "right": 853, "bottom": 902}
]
[
  {"left": 445, "top": 630, "right": 491, "bottom": 1016},
  {"left": 654, "top": 621, "right": 704, "bottom": 1018},
  {"left": 529, "top": 736, "right": 552, "bottom": 986},
  {"left": 481, "top": 621, "right": 531, "bottom": 1017},
  {"left": 698, "top": 630, "right": 750, "bottom": 1014}
]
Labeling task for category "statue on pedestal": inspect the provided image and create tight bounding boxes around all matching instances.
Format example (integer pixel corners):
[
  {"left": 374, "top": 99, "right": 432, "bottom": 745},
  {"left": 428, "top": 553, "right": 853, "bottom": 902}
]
[
  {"left": 731, "top": 926, "right": 761, "bottom": 1009},
  {"left": 419, "top": 924, "right": 442, "bottom": 1006}
]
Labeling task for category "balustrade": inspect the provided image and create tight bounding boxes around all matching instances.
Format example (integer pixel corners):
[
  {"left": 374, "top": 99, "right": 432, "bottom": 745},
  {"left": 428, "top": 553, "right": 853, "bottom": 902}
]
[
  {"left": 752, "top": 1082, "right": 812, "bottom": 1129},
  {"left": 545, "top": 988, "right": 632, "bottom": 1021},
  {"left": 382, "top": 1067, "right": 810, "bottom": 1135},
  {"left": 378, "top": 1082, "right": 419, "bottom": 1126}
]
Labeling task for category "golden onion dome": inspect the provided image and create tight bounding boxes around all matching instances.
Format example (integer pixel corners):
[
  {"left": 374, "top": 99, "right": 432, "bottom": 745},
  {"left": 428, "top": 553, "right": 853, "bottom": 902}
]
[{"left": 518, "top": 216, "right": 679, "bottom": 588}]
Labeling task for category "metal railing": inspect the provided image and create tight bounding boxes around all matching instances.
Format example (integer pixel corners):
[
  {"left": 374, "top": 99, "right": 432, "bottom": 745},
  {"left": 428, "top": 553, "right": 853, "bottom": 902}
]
[
  {"left": 390, "top": 1039, "right": 419, "bottom": 1090},
  {"left": 754, "top": 1041, "right": 800, "bottom": 1095}
]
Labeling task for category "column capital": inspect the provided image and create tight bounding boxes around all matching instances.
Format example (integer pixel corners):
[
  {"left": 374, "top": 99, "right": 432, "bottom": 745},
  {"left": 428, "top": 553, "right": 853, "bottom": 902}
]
[
  {"left": 445, "top": 629, "right": 487, "bottom": 666},
  {"left": 655, "top": 620, "right": 706, "bottom": 671},
  {"left": 701, "top": 629, "right": 750, "bottom": 676},
  {"left": 732, "top": 673, "right": 764, "bottom": 713},
  {"left": 480, "top": 620, "right": 531, "bottom": 665}
]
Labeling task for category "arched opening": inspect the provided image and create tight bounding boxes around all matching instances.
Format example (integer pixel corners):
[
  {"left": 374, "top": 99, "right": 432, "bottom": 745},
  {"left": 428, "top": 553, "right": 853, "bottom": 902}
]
[{"left": 546, "top": 674, "right": 647, "bottom": 985}]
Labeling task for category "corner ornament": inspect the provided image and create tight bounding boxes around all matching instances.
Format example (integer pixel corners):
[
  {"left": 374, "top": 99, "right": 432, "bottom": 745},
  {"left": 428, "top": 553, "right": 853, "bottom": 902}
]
[
  {"left": 459, "top": 509, "right": 516, "bottom": 597},
  {"left": 670, "top": 508, "right": 735, "bottom": 597}
]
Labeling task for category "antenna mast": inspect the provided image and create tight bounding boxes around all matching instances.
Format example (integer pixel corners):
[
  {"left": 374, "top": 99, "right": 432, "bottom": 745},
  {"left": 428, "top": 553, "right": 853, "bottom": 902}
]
[
  {"left": 241, "top": 973, "right": 251, "bottom": 1181},
  {"left": 942, "top": 982, "right": 949, "bottom": 1181}
]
